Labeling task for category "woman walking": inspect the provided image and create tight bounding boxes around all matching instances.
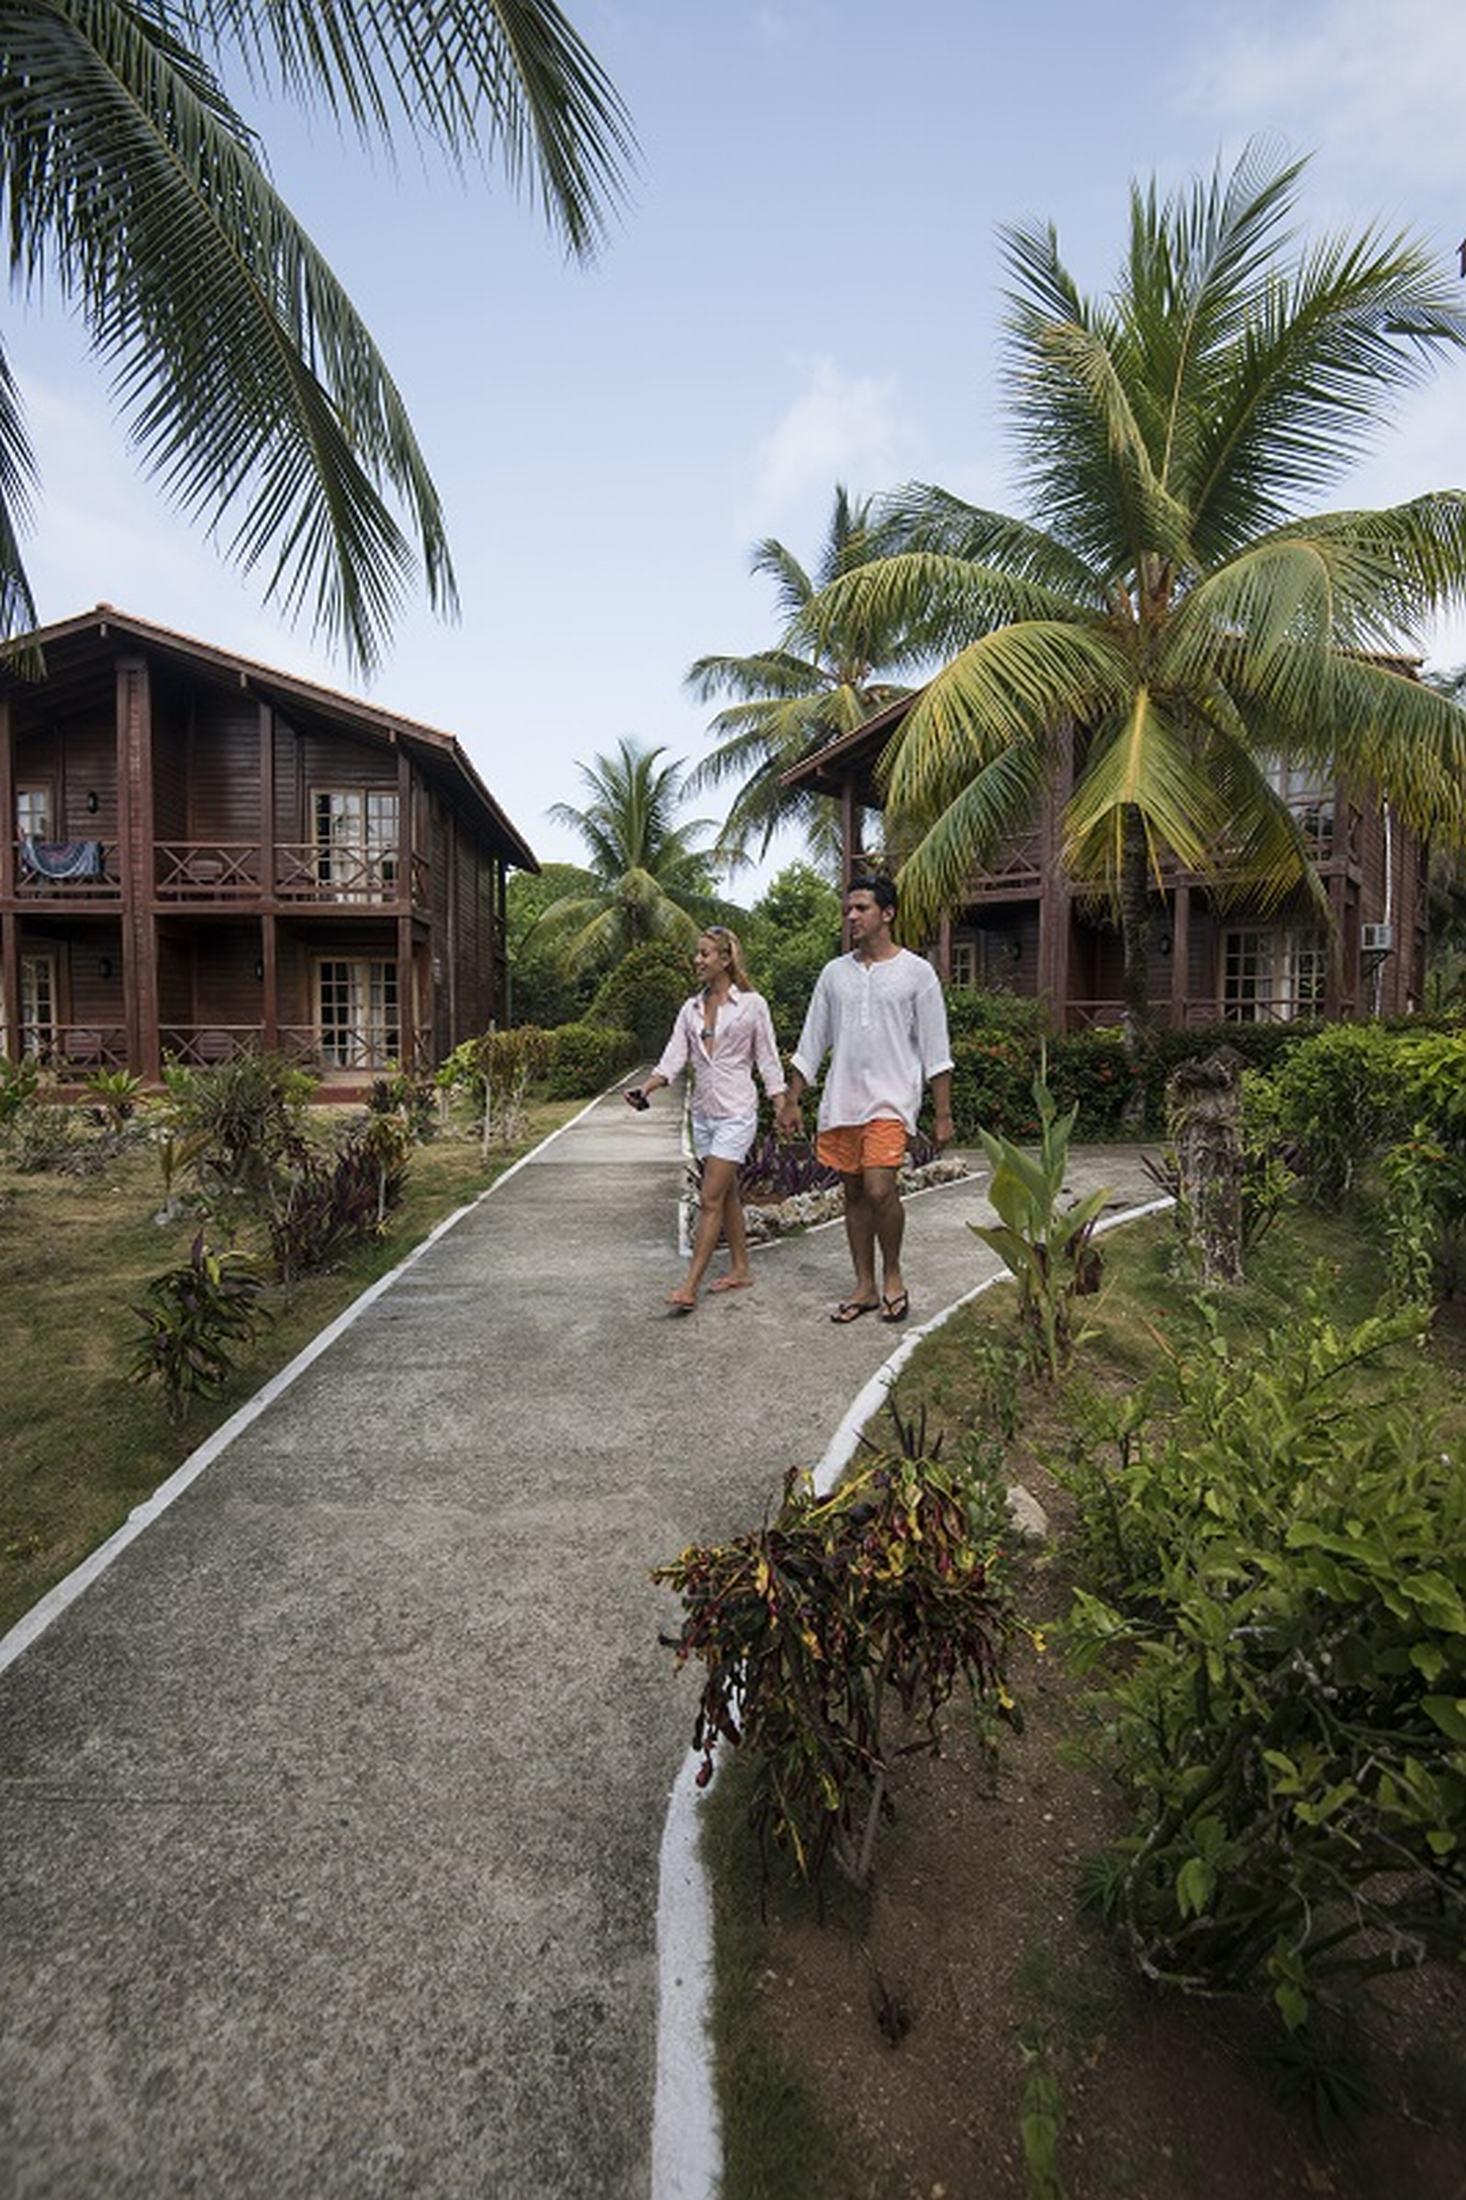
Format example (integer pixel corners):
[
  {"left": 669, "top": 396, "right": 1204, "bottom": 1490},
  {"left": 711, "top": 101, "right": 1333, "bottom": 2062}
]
[{"left": 625, "top": 926, "right": 785, "bottom": 1312}]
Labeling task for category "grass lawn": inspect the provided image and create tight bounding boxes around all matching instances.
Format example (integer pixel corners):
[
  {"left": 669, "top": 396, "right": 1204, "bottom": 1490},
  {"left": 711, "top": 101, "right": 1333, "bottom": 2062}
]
[
  {"left": 0, "top": 1099, "right": 581, "bottom": 1637},
  {"left": 707, "top": 1203, "right": 1466, "bottom": 2200}
]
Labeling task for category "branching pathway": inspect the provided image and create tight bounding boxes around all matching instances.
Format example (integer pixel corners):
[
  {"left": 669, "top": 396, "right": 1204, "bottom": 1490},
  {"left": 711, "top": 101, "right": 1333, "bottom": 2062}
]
[{"left": 0, "top": 1093, "right": 1157, "bottom": 2199}]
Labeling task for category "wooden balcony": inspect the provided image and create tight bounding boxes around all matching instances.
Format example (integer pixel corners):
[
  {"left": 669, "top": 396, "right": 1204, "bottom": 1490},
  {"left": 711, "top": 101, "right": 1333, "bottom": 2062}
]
[
  {"left": 13, "top": 842, "right": 123, "bottom": 899},
  {"left": 159, "top": 1024, "right": 424, "bottom": 1072},
  {"left": 21, "top": 1024, "right": 129, "bottom": 1069},
  {"left": 151, "top": 843, "right": 429, "bottom": 907},
  {"left": 1062, "top": 996, "right": 1354, "bottom": 1031}
]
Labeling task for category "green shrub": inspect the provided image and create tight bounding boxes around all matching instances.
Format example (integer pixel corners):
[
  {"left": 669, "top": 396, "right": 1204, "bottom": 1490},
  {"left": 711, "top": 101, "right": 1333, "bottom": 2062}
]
[
  {"left": 970, "top": 1061, "right": 1110, "bottom": 1378},
  {"left": 543, "top": 1021, "right": 637, "bottom": 1099},
  {"left": 1062, "top": 1295, "right": 1466, "bottom": 2030},
  {"left": 439, "top": 1024, "right": 556, "bottom": 1150},
  {"left": 267, "top": 1126, "right": 408, "bottom": 1284},
  {"left": 129, "top": 1234, "right": 268, "bottom": 1422},
  {"left": 160, "top": 1049, "right": 314, "bottom": 1210},
  {"left": 0, "top": 1054, "right": 41, "bottom": 1135},
  {"left": 588, "top": 942, "right": 692, "bottom": 1055},
  {"left": 1265, "top": 1024, "right": 1403, "bottom": 1200},
  {"left": 654, "top": 1448, "right": 1010, "bottom": 1890}
]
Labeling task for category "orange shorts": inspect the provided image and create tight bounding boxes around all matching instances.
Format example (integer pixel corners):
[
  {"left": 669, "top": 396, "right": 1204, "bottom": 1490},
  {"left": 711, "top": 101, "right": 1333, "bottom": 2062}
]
[{"left": 816, "top": 1119, "right": 909, "bottom": 1174}]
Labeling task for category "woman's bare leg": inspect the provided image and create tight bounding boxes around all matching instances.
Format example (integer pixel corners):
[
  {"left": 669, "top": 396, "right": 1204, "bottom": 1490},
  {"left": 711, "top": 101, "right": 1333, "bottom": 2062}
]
[
  {"left": 669, "top": 1157, "right": 740, "bottom": 1306},
  {"left": 709, "top": 1180, "right": 752, "bottom": 1290}
]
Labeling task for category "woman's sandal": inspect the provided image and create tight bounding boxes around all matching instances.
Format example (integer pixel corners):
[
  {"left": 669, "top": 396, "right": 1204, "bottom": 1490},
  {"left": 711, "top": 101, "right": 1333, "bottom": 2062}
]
[
  {"left": 831, "top": 1298, "right": 880, "bottom": 1323},
  {"left": 880, "top": 1292, "right": 910, "bottom": 1324}
]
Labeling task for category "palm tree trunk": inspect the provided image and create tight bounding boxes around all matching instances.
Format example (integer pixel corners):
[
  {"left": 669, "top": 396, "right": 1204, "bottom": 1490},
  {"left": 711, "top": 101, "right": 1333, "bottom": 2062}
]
[{"left": 1119, "top": 805, "right": 1152, "bottom": 1028}]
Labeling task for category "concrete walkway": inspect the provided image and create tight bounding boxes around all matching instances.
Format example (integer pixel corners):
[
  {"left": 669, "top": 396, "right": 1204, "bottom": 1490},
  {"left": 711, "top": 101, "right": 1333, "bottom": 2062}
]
[{"left": 0, "top": 1093, "right": 1157, "bottom": 2199}]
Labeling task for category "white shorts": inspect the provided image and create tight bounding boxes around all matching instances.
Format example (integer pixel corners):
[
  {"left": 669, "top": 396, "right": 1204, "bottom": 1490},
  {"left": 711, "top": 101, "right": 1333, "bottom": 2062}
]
[{"left": 691, "top": 1112, "right": 757, "bottom": 1164}]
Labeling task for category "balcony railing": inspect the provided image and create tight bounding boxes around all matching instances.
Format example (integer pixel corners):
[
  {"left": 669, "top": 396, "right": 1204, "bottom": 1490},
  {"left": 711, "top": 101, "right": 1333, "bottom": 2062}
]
[
  {"left": 155, "top": 843, "right": 262, "bottom": 897},
  {"left": 274, "top": 843, "right": 403, "bottom": 904},
  {"left": 13, "top": 841, "right": 123, "bottom": 898},
  {"left": 279, "top": 1023, "right": 422, "bottom": 1072},
  {"left": 19, "top": 1024, "right": 130, "bottom": 1069},
  {"left": 156, "top": 1025, "right": 425, "bottom": 1071},
  {"left": 153, "top": 841, "right": 425, "bottom": 904}
]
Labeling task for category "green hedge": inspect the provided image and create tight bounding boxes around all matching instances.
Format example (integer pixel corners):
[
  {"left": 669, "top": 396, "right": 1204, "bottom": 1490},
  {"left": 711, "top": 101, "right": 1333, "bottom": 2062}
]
[
  {"left": 588, "top": 943, "right": 691, "bottom": 1055},
  {"left": 943, "top": 1015, "right": 1329, "bottom": 1142},
  {"left": 543, "top": 1021, "right": 638, "bottom": 1100}
]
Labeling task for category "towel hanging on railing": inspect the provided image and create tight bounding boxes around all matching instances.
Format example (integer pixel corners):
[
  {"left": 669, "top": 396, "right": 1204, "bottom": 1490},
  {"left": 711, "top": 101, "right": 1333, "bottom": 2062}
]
[{"left": 20, "top": 836, "right": 103, "bottom": 881}]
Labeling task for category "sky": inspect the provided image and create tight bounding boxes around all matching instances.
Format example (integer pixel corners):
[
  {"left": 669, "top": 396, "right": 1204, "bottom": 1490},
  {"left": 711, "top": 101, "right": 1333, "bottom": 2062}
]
[{"left": 9, "top": 0, "right": 1466, "bottom": 893}]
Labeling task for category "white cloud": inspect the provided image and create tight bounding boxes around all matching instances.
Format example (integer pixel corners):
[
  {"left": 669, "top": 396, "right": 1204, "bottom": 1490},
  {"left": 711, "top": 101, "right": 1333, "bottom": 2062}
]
[
  {"left": 1181, "top": 0, "right": 1466, "bottom": 189},
  {"left": 744, "top": 357, "right": 921, "bottom": 528}
]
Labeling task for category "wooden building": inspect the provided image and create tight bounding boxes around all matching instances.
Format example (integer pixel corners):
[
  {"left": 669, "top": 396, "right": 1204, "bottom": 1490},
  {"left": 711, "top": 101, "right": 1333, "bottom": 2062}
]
[
  {"left": 784, "top": 693, "right": 1428, "bottom": 1027},
  {"left": 0, "top": 606, "right": 537, "bottom": 1084}
]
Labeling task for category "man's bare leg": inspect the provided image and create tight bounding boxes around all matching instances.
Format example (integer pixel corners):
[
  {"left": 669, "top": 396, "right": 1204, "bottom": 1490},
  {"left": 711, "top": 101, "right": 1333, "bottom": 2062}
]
[
  {"left": 864, "top": 1164, "right": 905, "bottom": 1308},
  {"left": 832, "top": 1169, "right": 881, "bottom": 1318}
]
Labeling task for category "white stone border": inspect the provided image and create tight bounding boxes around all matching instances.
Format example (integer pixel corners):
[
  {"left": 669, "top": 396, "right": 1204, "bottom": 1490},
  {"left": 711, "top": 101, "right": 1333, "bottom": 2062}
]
[
  {"left": 648, "top": 1192, "right": 1174, "bottom": 2200},
  {"left": 0, "top": 1081, "right": 624, "bottom": 1679}
]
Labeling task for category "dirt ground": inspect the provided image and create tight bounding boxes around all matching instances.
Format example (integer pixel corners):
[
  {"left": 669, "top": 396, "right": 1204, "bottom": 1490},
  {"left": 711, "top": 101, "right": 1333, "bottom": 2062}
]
[{"left": 746, "top": 1458, "right": 1466, "bottom": 2200}]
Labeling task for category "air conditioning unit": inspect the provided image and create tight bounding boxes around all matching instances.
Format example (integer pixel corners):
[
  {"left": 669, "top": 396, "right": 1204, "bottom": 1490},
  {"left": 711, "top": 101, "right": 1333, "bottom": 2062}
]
[{"left": 1361, "top": 922, "right": 1394, "bottom": 953}]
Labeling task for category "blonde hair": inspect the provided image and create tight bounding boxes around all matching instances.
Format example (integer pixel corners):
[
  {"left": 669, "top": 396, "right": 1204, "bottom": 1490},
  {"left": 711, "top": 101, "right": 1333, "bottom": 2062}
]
[{"left": 700, "top": 925, "right": 751, "bottom": 990}]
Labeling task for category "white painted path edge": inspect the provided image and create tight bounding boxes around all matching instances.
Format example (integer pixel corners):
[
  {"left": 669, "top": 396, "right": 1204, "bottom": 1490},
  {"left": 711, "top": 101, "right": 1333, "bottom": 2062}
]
[
  {"left": 648, "top": 1192, "right": 1175, "bottom": 2200},
  {"left": 0, "top": 1082, "right": 625, "bottom": 1679}
]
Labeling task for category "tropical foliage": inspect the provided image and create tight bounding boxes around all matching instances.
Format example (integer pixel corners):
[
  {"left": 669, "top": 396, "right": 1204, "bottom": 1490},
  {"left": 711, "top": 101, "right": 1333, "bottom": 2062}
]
[
  {"left": 687, "top": 485, "right": 917, "bottom": 868},
  {"left": 536, "top": 736, "right": 721, "bottom": 971},
  {"left": 0, "top": 0, "right": 633, "bottom": 669},
  {"left": 804, "top": 149, "right": 1466, "bottom": 1018}
]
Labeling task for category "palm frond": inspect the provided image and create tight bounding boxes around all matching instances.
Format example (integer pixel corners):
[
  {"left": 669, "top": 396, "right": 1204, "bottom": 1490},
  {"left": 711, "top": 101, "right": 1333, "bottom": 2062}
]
[
  {"left": 2, "top": 0, "right": 452, "bottom": 669},
  {"left": 0, "top": 345, "right": 39, "bottom": 642},
  {"left": 875, "top": 483, "right": 1110, "bottom": 606},
  {"left": 881, "top": 622, "right": 1131, "bottom": 819},
  {"left": 1063, "top": 692, "right": 1227, "bottom": 886},
  {"left": 184, "top": 0, "right": 635, "bottom": 258},
  {"left": 892, "top": 741, "right": 1053, "bottom": 938}
]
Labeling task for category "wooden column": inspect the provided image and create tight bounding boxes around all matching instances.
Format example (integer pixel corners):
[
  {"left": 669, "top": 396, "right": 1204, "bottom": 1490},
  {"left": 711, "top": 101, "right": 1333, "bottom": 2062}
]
[
  {"left": 261, "top": 912, "right": 278, "bottom": 1049},
  {"left": 1170, "top": 882, "right": 1191, "bottom": 1029},
  {"left": 0, "top": 694, "right": 14, "bottom": 903},
  {"left": 1325, "top": 870, "right": 1347, "bottom": 1018},
  {"left": 258, "top": 700, "right": 275, "bottom": 897},
  {"left": 116, "top": 654, "right": 160, "bottom": 1078},
  {"left": 446, "top": 810, "right": 459, "bottom": 1044},
  {"left": 1037, "top": 734, "right": 1075, "bottom": 1025},
  {"left": 397, "top": 911, "right": 415, "bottom": 1068},
  {"left": 0, "top": 696, "right": 15, "bottom": 1060},
  {"left": 1, "top": 913, "right": 18, "bottom": 1063},
  {"left": 936, "top": 913, "right": 953, "bottom": 982},
  {"left": 840, "top": 781, "right": 857, "bottom": 895}
]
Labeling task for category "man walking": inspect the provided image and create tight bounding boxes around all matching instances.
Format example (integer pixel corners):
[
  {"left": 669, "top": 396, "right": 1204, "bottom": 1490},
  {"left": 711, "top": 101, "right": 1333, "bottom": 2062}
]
[{"left": 775, "top": 875, "right": 953, "bottom": 1323}]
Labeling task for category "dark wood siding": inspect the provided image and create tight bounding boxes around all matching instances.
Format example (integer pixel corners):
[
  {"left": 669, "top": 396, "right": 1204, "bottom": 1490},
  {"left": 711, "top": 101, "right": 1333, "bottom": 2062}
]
[
  {"left": 190, "top": 921, "right": 265, "bottom": 1024},
  {"left": 188, "top": 692, "right": 261, "bottom": 840}
]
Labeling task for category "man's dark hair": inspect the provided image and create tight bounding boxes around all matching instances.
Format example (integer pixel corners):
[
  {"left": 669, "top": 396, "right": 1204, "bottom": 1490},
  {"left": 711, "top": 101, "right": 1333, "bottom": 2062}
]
[{"left": 848, "top": 872, "right": 898, "bottom": 913}]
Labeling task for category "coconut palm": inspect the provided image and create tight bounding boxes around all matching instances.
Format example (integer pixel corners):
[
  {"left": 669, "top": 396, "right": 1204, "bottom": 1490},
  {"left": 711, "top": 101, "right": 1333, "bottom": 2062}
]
[
  {"left": 804, "top": 149, "right": 1466, "bottom": 1020},
  {"left": 537, "top": 737, "right": 721, "bottom": 970},
  {"left": 686, "top": 485, "right": 919, "bottom": 869},
  {"left": 0, "top": 1, "right": 633, "bottom": 671}
]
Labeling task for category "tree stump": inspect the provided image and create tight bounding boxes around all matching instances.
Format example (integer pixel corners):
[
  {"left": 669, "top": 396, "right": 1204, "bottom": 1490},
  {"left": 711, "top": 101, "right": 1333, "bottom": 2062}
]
[{"left": 1167, "top": 1047, "right": 1245, "bottom": 1284}]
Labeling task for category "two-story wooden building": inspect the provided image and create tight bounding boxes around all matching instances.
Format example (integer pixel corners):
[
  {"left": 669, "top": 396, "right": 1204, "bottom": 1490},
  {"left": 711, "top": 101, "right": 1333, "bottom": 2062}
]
[
  {"left": 785, "top": 690, "right": 1428, "bottom": 1026},
  {"left": 0, "top": 606, "right": 537, "bottom": 1083}
]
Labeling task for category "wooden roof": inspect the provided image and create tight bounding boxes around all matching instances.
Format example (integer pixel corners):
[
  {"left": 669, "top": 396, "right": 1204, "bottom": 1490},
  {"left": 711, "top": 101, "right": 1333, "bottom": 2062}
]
[
  {"left": 0, "top": 603, "right": 539, "bottom": 871},
  {"left": 778, "top": 690, "right": 920, "bottom": 806}
]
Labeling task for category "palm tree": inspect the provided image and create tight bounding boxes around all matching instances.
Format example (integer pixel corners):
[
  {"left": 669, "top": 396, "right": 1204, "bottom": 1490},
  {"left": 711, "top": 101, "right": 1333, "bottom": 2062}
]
[
  {"left": 804, "top": 149, "right": 1466, "bottom": 1022},
  {"left": 0, "top": 1, "right": 633, "bottom": 672},
  {"left": 537, "top": 738, "right": 721, "bottom": 970},
  {"left": 686, "top": 486, "right": 919, "bottom": 870}
]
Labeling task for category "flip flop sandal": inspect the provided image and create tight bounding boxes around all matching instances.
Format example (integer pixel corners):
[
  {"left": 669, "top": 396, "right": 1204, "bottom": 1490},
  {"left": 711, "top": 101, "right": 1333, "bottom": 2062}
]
[
  {"left": 831, "top": 1298, "right": 880, "bottom": 1323},
  {"left": 880, "top": 1292, "right": 910, "bottom": 1324}
]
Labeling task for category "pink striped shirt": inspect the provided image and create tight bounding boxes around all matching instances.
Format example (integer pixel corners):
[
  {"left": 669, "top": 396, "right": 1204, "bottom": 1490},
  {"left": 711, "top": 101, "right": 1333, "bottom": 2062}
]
[{"left": 654, "top": 986, "right": 786, "bottom": 1119}]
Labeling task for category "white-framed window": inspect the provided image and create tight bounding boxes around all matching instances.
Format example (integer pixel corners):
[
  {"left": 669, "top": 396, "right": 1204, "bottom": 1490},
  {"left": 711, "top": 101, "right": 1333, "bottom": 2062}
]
[
  {"left": 950, "top": 937, "right": 978, "bottom": 990},
  {"left": 312, "top": 789, "right": 399, "bottom": 899},
  {"left": 1222, "top": 927, "right": 1327, "bottom": 1022},
  {"left": 316, "top": 958, "right": 398, "bottom": 1068},
  {"left": 1261, "top": 755, "right": 1334, "bottom": 859},
  {"left": 16, "top": 784, "right": 53, "bottom": 841},
  {"left": 20, "top": 951, "right": 57, "bottom": 1055}
]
